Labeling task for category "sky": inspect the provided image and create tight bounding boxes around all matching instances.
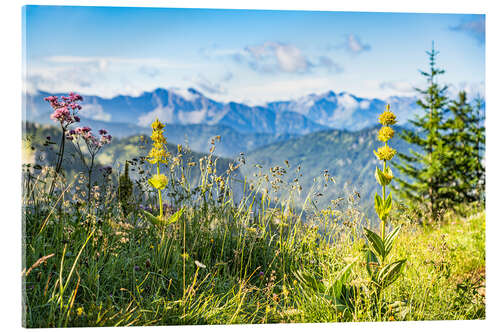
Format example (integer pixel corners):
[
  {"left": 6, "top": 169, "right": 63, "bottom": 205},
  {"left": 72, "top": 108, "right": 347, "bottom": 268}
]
[{"left": 23, "top": 5, "right": 485, "bottom": 105}]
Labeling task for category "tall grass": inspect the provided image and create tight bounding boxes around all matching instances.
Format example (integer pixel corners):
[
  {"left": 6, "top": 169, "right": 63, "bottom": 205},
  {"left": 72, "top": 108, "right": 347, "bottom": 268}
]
[{"left": 22, "top": 125, "right": 485, "bottom": 327}]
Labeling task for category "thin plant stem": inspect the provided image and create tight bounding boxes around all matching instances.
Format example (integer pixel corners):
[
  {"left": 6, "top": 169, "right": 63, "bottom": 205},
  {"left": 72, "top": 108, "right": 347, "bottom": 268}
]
[
  {"left": 49, "top": 125, "right": 66, "bottom": 196},
  {"left": 157, "top": 162, "right": 163, "bottom": 218}
]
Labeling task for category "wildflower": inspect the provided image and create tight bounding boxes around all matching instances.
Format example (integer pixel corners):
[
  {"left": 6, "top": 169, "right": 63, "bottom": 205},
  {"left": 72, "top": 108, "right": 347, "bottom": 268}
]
[
  {"left": 76, "top": 307, "right": 84, "bottom": 317},
  {"left": 44, "top": 93, "right": 83, "bottom": 128},
  {"left": 148, "top": 173, "right": 168, "bottom": 190},
  {"left": 151, "top": 118, "right": 165, "bottom": 130},
  {"left": 382, "top": 169, "right": 394, "bottom": 182},
  {"left": 377, "top": 126, "right": 395, "bottom": 142},
  {"left": 147, "top": 147, "right": 165, "bottom": 164},
  {"left": 147, "top": 119, "right": 169, "bottom": 165},
  {"left": 194, "top": 260, "right": 206, "bottom": 269},
  {"left": 374, "top": 145, "right": 396, "bottom": 161},
  {"left": 69, "top": 126, "right": 112, "bottom": 202},
  {"left": 375, "top": 166, "right": 394, "bottom": 186},
  {"left": 378, "top": 105, "right": 397, "bottom": 126}
]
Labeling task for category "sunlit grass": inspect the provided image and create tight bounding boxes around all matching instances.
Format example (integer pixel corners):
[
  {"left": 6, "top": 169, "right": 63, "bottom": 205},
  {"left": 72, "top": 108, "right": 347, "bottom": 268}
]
[{"left": 22, "top": 111, "right": 485, "bottom": 327}]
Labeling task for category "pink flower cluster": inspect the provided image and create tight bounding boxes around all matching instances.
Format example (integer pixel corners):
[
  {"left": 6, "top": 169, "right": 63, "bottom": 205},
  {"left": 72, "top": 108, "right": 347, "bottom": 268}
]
[
  {"left": 44, "top": 92, "right": 83, "bottom": 127},
  {"left": 67, "top": 126, "right": 112, "bottom": 152}
]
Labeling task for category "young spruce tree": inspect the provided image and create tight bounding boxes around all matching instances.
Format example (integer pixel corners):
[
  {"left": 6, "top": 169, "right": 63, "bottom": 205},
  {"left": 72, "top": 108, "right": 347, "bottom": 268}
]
[
  {"left": 442, "top": 92, "right": 485, "bottom": 204},
  {"left": 393, "top": 43, "right": 450, "bottom": 221},
  {"left": 470, "top": 97, "right": 485, "bottom": 203}
]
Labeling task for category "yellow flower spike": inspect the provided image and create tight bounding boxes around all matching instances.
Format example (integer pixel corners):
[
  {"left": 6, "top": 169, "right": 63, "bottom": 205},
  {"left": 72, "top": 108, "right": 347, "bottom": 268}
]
[
  {"left": 147, "top": 118, "right": 169, "bottom": 165},
  {"left": 147, "top": 147, "right": 165, "bottom": 164},
  {"left": 374, "top": 145, "right": 397, "bottom": 161},
  {"left": 378, "top": 105, "right": 397, "bottom": 126},
  {"left": 377, "top": 126, "right": 395, "bottom": 142},
  {"left": 148, "top": 173, "right": 168, "bottom": 190},
  {"left": 151, "top": 118, "right": 165, "bottom": 130},
  {"left": 151, "top": 131, "right": 166, "bottom": 144}
]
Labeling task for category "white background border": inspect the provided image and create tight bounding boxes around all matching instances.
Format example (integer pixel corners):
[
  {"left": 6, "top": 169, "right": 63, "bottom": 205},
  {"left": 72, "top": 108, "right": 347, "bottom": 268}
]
[{"left": 2, "top": 0, "right": 498, "bottom": 331}]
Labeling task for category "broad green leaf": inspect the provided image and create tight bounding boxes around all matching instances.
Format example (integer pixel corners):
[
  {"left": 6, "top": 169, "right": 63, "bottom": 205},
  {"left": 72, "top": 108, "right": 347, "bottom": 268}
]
[
  {"left": 374, "top": 193, "right": 383, "bottom": 218},
  {"left": 364, "top": 227, "right": 385, "bottom": 259},
  {"left": 323, "top": 294, "right": 349, "bottom": 313},
  {"left": 374, "top": 166, "right": 383, "bottom": 186},
  {"left": 331, "top": 262, "right": 354, "bottom": 299},
  {"left": 166, "top": 207, "right": 184, "bottom": 226},
  {"left": 142, "top": 208, "right": 184, "bottom": 227},
  {"left": 365, "top": 249, "right": 380, "bottom": 279},
  {"left": 384, "top": 225, "right": 401, "bottom": 255},
  {"left": 142, "top": 209, "right": 163, "bottom": 226},
  {"left": 375, "top": 166, "right": 393, "bottom": 186},
  {"left": 384, "top": 193, "right": 392, "bottom": 216},
  {"left": 377, "top": 259, "right": 406, "bottom": 288},
  {"left": 293, "top": 270, "right": 325, "bottom": 294}
]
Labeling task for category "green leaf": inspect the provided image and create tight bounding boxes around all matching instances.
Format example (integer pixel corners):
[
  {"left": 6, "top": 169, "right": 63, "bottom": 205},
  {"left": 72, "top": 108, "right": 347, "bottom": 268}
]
[
  {"left": 375, "top": 166, "right": 393, "bottom": 186},
  {"left": 374, "top": 166, "right": 383, "bottom": 186},
  {"left": 166, "top": 207, "right": 184, "bottom": 226},
  {"left": 364, "top": 227, "right": 385, "bottom": 259},
  {"left": 377, "top": 259, "right": 406, "bottom": 288},
  {"left": 331, "top": 262, "right": 354, "bottom": 299},
  {"left": 142, "top": 208, "right": 184, "bottom": 227},
  {"left": 384, "top": 225, "right": 401, "bottom": 255},
  {"left": 323, "top": 294, "right": 349, "bottom": 313},
  {"left": 365, "top": 249, "right": 380, "bottom": 279},
  {"left": 374, "top": 193, "right": 383, "bottom": 218},
  {"left": 293, "top": 270, "right": 325, "bottom": 294},
  {"left": 383, "top": 193, "right": 392, "bottom": 216},
  {"left": 142, "top": 209, "right": 163, "bottom": 226}
]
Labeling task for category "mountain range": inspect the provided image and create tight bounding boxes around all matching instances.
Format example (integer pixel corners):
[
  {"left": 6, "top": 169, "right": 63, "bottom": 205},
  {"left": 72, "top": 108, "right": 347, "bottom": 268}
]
[
  {"left": 24, "top": 87, "right": 421, "bottom": 157},
  {"left": 25, "top": 88, "right": 420, "bottom": 131}
]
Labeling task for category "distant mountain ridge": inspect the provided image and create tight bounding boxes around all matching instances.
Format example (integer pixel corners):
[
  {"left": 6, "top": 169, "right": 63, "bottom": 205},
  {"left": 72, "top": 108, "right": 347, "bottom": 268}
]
[
  {"left": 25, "top": 88, "right": 328, "bottom": 136},
  {"left": 267, "top": 91, "right": 420, "bottom": 131},
  {"left": 25, "top": 87, "right": 420, "bottom": 135}
]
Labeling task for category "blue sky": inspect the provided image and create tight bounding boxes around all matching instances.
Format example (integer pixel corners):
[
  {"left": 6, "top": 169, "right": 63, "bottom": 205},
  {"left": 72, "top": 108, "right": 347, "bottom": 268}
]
[{"left": 23, "top": 6, "right": 485, "bottom": 104}]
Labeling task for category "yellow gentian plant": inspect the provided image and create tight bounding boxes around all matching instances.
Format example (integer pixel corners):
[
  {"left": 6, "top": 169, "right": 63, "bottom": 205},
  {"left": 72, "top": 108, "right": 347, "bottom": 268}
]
[
  {"left": 365, "top": 105, "right": 406, "bottom": 314},
  {"left": 147, "top": 118, "right": 170, "bottom": 219}
]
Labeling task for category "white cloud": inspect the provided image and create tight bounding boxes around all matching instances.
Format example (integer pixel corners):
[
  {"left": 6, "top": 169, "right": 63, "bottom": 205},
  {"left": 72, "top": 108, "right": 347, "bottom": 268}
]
[
  {"left": 26, "top": 56, "right": 197, "bottom": 98},
  {"left": 195, "top": 74, "right": 227, "bottom": 95},
  {"left": 359, "top": 100, "right": 370, "bottom": 109},
  {"left": 450, "top": 16, "right": 485, "bottom": 45},
  {"left": 333, "top": 34, "right": 371, "bottom": 54},
  {"left": 138, "top": 106, "right": 175, "bottom": 127},
  {"left": 241, "top": 42, "right": 312, "bottom": 73},
  {"left": 379, "top": 81, "right": 416, "bottom": 95},
  {"left": 79, "top": 103, "right": 112, "bottom": 122},
  {"left": 447, "top": 81, "right": 485, "bottom": 99}
]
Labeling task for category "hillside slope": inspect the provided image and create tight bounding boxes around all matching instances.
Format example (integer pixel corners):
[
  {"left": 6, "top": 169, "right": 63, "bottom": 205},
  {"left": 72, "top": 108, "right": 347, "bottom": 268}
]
[{"left": 242, "top": 126, "right": 411, "bottom": 220}]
